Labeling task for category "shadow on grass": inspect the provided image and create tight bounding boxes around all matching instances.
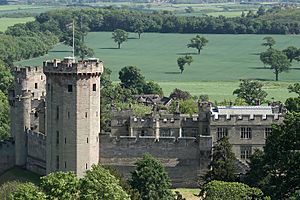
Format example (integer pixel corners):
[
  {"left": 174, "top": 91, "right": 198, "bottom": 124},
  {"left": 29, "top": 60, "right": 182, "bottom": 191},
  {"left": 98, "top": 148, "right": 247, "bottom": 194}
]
[
  {"left": 164, "top": 71, "right": 181, "bottom": 74},
  {"left": 49, "top": 50, "right": 71, "bottom": 53},
  {"left": 252, "top": 78, "right": 274, "bottom": 81},
  {"left": 249, "top": 66, "right": 269, "bottom": 70},
  {"left": 128, "top": 37, "right": 139, "bottom": 40},
  {"left": 290, "top": 67, "right": 300, "bottom": 70},
  {"left": 250, "top": 52, "right": 261, "bottom": 56},
  {"left": 176, "top": 52, "right": 198, "bottom": 55},
  {"left": 99, "top": 47, "right": 119, "bottom": 50}
]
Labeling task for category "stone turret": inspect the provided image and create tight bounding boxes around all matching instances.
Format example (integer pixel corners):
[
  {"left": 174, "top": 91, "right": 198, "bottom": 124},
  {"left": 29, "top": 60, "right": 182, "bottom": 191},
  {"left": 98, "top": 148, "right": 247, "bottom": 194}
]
[
  {"left": 198, "top": 101, "right": 212, "bottom": 136},
  {"left": 44, "top": 57, "right": 103, "bottom": 177}
]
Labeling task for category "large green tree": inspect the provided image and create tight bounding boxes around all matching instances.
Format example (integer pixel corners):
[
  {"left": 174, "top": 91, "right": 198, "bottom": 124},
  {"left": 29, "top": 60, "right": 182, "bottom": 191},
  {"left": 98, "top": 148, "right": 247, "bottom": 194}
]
[
  {"left": 79, "top": 165, "right": 130, "bottom": 200},
  {"left": 112, "top": 29, "right": 128, "bottom": 49},
  {"left": 187, "top": 35, "right": 208, "bottom": 54},
  {"left": 40, "top": 172, "right": 79, "bottom": 199},
  {"left": 246, "top": 112, "right": 300, "bottom": 199},
  {"left": 205, "top": 137, "right": 236, "bottom": 182},
  {"left": 0, "top": 62, "right": 13, "bottom": 93},
  {"left": 288, "top": 83, "right": 300, "bottom": 97},
  {"left": 119, "top": 66, "right": 146, "bottom": 94},
  {"left": 177, "top": 55, "right": 193, "bottom": 73},
  {"left": 233, "top": 80, "right": 268, "bottom": 105},
  {"left": 169, "top": 88, "right": 191, "bottom": 100},
  {"left": 130, "top": 154, "right": 174, "bottom": 200},
  {"left": 261, "top": 36, "right": 276, "bottom": 49},
  {"left": 260, "top": 49, "right": 291, "bottom": 81},
  {"left": 0, "top": 90, "right": 10, "bottom": 140},
  {"left": 283, "top": 46, "right": 300, "bottom": 62},
  {"left": 199, "top": 181, "right": 269, "bottom": 200}
]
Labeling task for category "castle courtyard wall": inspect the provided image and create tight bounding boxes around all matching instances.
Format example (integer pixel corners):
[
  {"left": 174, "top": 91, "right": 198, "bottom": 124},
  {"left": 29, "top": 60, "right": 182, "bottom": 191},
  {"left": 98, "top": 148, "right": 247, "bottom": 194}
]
[{"left": 0, "top": 139, "right": 15, "bottom": 174}]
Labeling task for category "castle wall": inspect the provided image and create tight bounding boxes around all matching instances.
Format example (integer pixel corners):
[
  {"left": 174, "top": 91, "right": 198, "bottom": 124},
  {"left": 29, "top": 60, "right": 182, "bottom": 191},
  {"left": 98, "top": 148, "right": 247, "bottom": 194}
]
[
  {"left": 99, "top": 134, "right": 212, "bottom": 188},
  {"left": 26, "top": 130, "right": 46, "bottom": 175},
  {"left": 0, "top": 139, "right": 15, "bottom": 174}
]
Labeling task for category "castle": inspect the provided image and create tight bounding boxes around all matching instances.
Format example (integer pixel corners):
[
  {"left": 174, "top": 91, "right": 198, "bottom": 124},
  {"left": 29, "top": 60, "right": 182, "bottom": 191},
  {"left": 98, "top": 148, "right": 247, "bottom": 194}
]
[{"left": 0, "top": 57, "right": 285, "bottom": 187}]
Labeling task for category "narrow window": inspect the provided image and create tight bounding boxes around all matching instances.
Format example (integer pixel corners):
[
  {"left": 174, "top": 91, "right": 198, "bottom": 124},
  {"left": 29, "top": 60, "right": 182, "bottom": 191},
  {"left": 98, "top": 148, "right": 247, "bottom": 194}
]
[
  {"left": 85, "top": 163, "right": 88, "bottom": 169},
  {"left": 67, "top": 112, "right": 70, "bottom": 119},
  {"left": 93, "top": 84, "right": 96, "bottom": 91},
  {"left": 32, "top": 92, "right": 35, "bottom": 97},
  {"left": 64, "top": 137, "right": 66, "bottom": 144},
  {"left": 56, "top": 131, "right": 59, "bottom": 145},
  {"left": 47, "top": 83, "right": 50, "bottom": 91},
  {"left": 56, "top": 156, "right": 59, "bottom": 170},
  {"left": 35, "top": 83, "right": 38, "bottom": 89},
  {"left": 56, "top": 106, "right": 59, "bottom": 119},
  {"left": 96, "top": 111, "right": 98, "bottom": 117},
  {"left": 217, "top": 127, "right": 228, "bottom": 140},
  {"left": 64, "top": 161, "right": 67, "bottom": 169},
  {"left": 87, "top": 137, "right": 89, "bottom": 143},
  {"left": 68, "top": 84, "right": 73, "bottom": 92},
  {"left": 41, "top": 75, "right": 43, "bottom": 80},
  {"left": 85, "top": 112, "right": 88, "bottom": 118}
]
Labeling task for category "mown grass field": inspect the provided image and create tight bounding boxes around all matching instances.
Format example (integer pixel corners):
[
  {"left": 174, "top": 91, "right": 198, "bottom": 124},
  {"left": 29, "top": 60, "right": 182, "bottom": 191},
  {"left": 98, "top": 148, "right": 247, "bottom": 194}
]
[
  {"left": 0, "top": 17, "right": 34, "bottom": 31},
  {"left": 16, "top": 32, "right": 300, "bottom": 101},
  {"left": 0, "top": 167, "right": 41, "bottom": 185}
]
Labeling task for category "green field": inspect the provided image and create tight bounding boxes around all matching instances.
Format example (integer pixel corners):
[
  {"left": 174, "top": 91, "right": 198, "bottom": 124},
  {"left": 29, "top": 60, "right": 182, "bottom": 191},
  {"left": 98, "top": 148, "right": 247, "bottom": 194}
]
[
  {"left": 16, "top": 32, "right": 300, "bottom": 101},
  {"left": 0, "top": 167, "right": 41, "bottom": 185},
  {"left": 0, "top": 17, "right": 34, "bottom": 31}
]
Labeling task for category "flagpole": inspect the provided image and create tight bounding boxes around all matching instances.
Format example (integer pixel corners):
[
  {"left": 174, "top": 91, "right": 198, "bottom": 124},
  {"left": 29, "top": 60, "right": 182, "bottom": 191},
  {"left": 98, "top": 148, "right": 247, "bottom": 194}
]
[{"left": 72, "top": 20, "right": 75, "bottom": 59}]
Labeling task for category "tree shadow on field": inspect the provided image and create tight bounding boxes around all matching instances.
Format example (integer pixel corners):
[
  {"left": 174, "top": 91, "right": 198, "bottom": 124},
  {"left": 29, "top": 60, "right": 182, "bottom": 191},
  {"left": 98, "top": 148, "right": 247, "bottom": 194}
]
[
  {"left": 250, "top": 52, "right": 261, "bottom": 56},
  {"left": 164, "top": 71, "right": 181, "bottom": 74},
  {"left": 49, "top": 50, "right": 71, "bottom": 53},
  {"left": 249, "top": 66, "right": 268, "bottom": 70},
  {"left": 99, "top": 47, "right": 119, "bottom": 50},
  {"left": 252, "top": 78, "right": 273, "bottom": 81},
  {"left": 176, "top": 52, "right": 198, "bottom": 55},
  {"left": 128, "top": 37, "right": 139, "bottom": 40},
  {"left": 290, "top": 67, "right": 300, "bottom": 70}
]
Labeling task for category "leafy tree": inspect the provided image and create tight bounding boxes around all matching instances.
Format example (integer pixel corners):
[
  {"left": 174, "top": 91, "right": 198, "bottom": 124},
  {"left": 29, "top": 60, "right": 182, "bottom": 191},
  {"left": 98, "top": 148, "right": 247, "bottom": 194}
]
[
  {"left": 233, "top": 80, "right": 268, "bottom": 105},
  {"left": 132, "top": 19, "right": 144, "bottom": 39},
  {"left": 268, "top": 49, "right": 291, "bottom": 81},
  {"left": 130, "top": 154, "right": 174, "bottom": 200},
  {"left": 143, "top": 81, "right": 163, "bottom": 96},
  {"left": 261, "top": 36, "right": 276, "bottom": 49},
  {"left": 246, "top": 112, "right": 300, "bottom": 199},
  {"left": 119, "top": 66, "right": 145, "bottom": 94},
  {"left": 0, "top": 181, "right": 23, "bottom": 200},
  {"left": 169, "top": 88, "right": 191, "bottom": 100},
  {"left": 79, "top": 165, "right": 130, "bottom": 200},
  {"left": 76, "top": 43, "right": 94, "bottom": 60},
  {"left": 283, "top": 46, "right": 300, "bottom": 62},
  {"left": 0, "top": 62, "right": 13, "bottom": 93},
  {"left": 260, "top": 50, "right": 273, "bottom": 68},
  {"left": 40, "top": 172, "right": 79, "bottom": 199},
  {"left": 187, "top": 35, "right": 208, "bottom": 54},
  {"left": 112, "top": 29, "right": 128, "bottom": 49},
  {"left": 288, "top": 83, "right": 300, "bottom": 97},
  {"left": 205, "top": 137, "right": 236, "bottom": 182},
  {"left": 177, "top": 55, "right": 193, "bottom": 73},
  {"left": 257, "top": 6, "right": 266, "bottom": 16},
  {"left": 199, "top": 181, "right": 269, "bottom": 200},
  {"left": 10, "top": 183, "right": 46, "bottom": 200},
  {"left": 168, "top": 99, "right": 197, "bottom": 116},
  {"left": 285, "top": 97, "right": 300, "bottom": 112},
  {"left": 0, "top": 90, "right": 10, "bottom": 140}
]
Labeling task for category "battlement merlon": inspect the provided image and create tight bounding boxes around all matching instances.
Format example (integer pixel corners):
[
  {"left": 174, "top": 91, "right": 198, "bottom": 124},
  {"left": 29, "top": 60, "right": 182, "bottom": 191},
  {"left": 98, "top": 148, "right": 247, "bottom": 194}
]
[
  {"left": 13, "top": 66, "right": 44, "bottom": 78},
  {"left": 43, "top": 57, "right": 103, "bottom": 75}
]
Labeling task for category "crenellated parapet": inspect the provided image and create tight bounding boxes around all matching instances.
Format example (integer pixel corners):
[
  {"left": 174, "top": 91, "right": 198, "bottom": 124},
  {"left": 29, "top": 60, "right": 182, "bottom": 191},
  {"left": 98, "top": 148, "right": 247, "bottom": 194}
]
[
  {"left": 211, "top": 114, "right": 283, "bottom": 125},
  {"left": 43, "top": 57, "right": 103, "bottom": 76},
  {"left": 13, "top": 66, "right": 44, "bottom": 80}
]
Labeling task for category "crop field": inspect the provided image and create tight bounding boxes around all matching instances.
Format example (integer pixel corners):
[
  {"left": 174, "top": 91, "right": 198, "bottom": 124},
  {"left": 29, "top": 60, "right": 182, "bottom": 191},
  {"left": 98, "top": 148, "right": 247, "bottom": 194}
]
[
  {"left": 0, "top": 17, "right": 34, "bottom": 31},
  {"left": 16, "top": 32, "right": 300, "bottom": 101}
]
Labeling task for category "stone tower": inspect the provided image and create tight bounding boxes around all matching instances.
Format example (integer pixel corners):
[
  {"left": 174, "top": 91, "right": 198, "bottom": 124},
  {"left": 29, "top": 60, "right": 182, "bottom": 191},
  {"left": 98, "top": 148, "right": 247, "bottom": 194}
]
[
  {"left": 44, "top": 57, "right": 103, "bottom": 177},
  {"left": 9, "top": 67, "right": 46, "bottom": 167}
]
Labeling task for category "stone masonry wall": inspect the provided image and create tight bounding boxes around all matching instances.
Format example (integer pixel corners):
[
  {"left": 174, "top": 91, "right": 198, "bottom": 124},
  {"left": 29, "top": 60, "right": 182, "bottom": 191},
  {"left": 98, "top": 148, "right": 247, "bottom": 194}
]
[
  {"left": 0, "top": 139, "right": 15, "bottom": 174},
  {"left": 99, "top": 134, "right": 212, "bottom": 188},
  {"left": 26, "top": 130, "right": 46, "bottom": 175}
]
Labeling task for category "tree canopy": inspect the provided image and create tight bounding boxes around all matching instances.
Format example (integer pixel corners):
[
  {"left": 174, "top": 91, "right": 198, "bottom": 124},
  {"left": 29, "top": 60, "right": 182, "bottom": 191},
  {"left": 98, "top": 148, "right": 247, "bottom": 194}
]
[
  {"left": 246, "top": 112, "right": 300, "bottom": 199},
  {"left": 205, "top": 137, "right": 236, "bottom": 182},
  {"left": 187, "top": 35, "right": 208, "bottom": 54},
  {"left": 10, "top": 183, "right": 46, "bottom": 200},
  {"left": 130, "top": 154, "right": 174, "bottom": 200},
  {"left": 177, "top": 55, "right": 193, "bottom": 73},
  {"left": 233, "top": 80, "right": 268, "bottom": 105},
  {"left": 261, "top": 36, "right": 276, "bottom": 49},
  {"left": 112, "top": 29, "right": 128, "bottom": 49}
]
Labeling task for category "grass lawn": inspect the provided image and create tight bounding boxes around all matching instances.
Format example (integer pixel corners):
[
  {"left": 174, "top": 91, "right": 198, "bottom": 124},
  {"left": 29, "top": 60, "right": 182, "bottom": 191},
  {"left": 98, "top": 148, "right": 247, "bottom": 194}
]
[
  {"left": 173, "top": 188, "right": 200, "bottom": 200},
  {"left": 0, "top": 167, "right": 41, "bottom": 185},
  {"left": 0, "top": 17, "right": 34, "bottom": 31},
  {"left": 15, "top": 32, "right": 300, "bottom": 101}
]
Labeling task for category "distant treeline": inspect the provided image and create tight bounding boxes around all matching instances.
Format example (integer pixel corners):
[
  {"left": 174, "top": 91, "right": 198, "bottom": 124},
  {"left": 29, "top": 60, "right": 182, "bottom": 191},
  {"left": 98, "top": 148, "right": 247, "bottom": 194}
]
[{"left": 2, "top": 6, "right": 300, "bottom": 66}]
